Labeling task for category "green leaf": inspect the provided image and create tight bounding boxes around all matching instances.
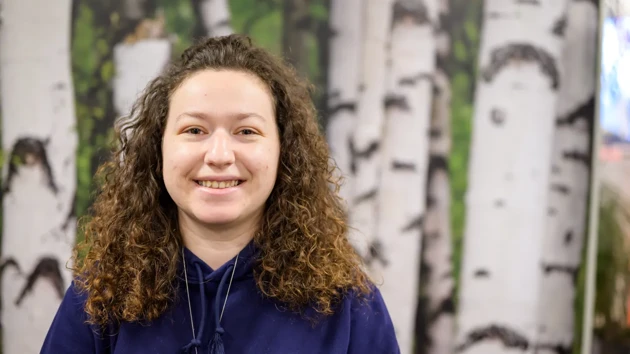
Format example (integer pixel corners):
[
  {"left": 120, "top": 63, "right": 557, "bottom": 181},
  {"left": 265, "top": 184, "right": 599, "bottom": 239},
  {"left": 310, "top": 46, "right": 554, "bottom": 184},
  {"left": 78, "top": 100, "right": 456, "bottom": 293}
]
[{"left": 100, "top": 60, "right": 114, "bottom": 82}]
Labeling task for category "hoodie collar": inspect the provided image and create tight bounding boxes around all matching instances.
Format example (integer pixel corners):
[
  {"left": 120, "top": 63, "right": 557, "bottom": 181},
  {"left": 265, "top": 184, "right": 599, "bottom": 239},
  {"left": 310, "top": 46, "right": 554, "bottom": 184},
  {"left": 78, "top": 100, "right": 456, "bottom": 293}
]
[{"left": 180, "top": 240, "right": 257, "bottom": 284}]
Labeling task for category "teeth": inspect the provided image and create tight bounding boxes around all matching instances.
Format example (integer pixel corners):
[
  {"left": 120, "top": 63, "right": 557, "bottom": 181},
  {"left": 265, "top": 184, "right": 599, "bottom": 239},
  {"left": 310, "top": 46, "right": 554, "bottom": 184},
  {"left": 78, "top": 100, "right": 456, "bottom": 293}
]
[{"left": 197, "top": 180, "right": 239, "bottom": 189}]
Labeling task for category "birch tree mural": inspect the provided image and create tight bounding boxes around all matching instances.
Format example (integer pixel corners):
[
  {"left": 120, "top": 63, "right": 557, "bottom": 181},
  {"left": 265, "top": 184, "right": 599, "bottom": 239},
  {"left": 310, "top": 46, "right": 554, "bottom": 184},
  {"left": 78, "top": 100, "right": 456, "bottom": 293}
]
[
  {"left": 535, "top": 1, "right": 598, "bottom": 353},
  {"left": 191, "top": 0, "right": 233, "bottom": 38},
  {"left": 113, "top": 3, "right": 171, "bottom": 128},
  {"left": 455, "top": 1, "right": 571, "bottom": 353},
  {"left": 349, "top": 0, "right": 393, "bottom": 262},
  {"left": 326, "top": 0, "right": 363, "bottom": 206},
  {"left": 375, "top": 0, "right": 437, "bottom": 353},
  {"left": 0, "top": 0, "right": 77, "bottom": 352},
  {"left": 418, "top": 0, "right": 455, "bottom": 352}
]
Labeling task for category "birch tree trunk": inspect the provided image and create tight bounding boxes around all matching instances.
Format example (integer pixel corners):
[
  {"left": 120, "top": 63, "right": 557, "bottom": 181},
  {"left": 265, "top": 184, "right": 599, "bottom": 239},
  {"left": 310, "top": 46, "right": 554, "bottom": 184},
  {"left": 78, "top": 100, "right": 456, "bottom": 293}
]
[
  {"left": 349, "top": 0, "right": 393, "bottom": 266},
  {"left": 326, "top": 0, "right": 363, "bottom": 207},
  {"left": 0, "top": 0, "right": 77, "bottom": 352},
  {"left": 455, "top": 1, "right": 571, "bottom": 353},
  {"left": 534, "top": 1, "right": 598, "bottom": 353},
  {"left": 113, "top": 5, "right": 171, "bottom": 128},
  {"left": 375, "top": 1, "right": 437, "bottom": 353},
  {"left": 418, "top": 0, "right": 455, "bottom": 352},
  {"left": 192, "top": 0, "right": 233, "bottom": 38}
]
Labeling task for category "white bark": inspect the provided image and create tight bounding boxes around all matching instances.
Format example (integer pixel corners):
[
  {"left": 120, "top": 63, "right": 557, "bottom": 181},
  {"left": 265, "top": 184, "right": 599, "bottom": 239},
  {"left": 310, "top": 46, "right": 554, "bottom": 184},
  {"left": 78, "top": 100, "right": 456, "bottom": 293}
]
[
  {"left": 455, "top": 1, "right": 571, "bottom": 353},
  {"left": 376, "top": 1, "right": 437, "bottom": 353},
  {"left": 0, "top": 0, "right": 77, "bottom": 352},
  {"left": 535, "top": 2, "right": 597, "bottom": 353},
  {"left": 113, "top": 40, "right": 171, "bottom": 121},
  {"left": 326, "top": 0, "right": 364, "bottom": 207},
  {"left": 198, "top": 0, "right": 233, "bottom": 37},
  {"left": 349, "top": 0, "right": 393, "bottom": 263},
  {"left": 421, "top": 1, "right": 455, "bottom": 352}
]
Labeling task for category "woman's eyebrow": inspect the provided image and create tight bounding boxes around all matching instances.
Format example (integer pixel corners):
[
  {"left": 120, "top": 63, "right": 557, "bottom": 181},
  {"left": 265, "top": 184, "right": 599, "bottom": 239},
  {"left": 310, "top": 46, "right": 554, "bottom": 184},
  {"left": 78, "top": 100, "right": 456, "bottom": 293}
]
[{"left": 176, "top": 111, "right": 267, "bottom": 122}]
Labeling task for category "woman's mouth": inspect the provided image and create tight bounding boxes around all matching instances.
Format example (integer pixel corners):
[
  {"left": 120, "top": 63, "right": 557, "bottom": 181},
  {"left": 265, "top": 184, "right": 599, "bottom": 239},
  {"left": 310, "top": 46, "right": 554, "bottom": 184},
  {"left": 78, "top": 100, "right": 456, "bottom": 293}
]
[{"left": 194, "top": 180, "right": 243, "bottom": 189}]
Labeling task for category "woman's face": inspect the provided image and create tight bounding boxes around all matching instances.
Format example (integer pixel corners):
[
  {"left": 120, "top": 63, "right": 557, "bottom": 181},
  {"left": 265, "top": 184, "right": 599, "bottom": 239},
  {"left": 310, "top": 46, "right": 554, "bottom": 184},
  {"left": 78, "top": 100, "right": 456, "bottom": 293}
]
[{"left": 162, "top": 69, "right": 280, "bottom": 232}]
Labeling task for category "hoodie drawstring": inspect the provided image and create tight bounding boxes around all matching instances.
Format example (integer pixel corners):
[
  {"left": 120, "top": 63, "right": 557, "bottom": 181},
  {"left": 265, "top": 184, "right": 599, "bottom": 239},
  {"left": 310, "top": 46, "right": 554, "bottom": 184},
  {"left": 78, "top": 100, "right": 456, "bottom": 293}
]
[
  {"left": 208, "top": 267, "right": 235, "bottom": 354},
  {"left": 180, "top": 252, "right": 238, "bottom": 354}
]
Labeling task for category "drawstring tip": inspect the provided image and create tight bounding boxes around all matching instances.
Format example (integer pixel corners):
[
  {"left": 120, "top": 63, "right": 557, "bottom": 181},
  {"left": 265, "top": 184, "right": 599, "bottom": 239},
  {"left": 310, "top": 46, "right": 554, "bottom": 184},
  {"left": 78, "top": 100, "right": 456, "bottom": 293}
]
[{"left": 209, "top": 331, "right": 225, "bottom": 354}]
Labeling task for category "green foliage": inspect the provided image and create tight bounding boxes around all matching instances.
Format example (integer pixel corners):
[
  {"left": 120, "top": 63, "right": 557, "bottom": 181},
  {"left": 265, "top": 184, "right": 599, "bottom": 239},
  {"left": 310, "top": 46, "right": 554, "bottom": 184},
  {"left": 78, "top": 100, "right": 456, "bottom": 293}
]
[
  {"left": 588, "top": 186, "right": 630, "bottom": 351},
  {"left": 72, "top": 1, "right": 100, "bottom": 220},
  {"left": 230, "top": 0, "right": 283, "bottom": 55},
  {"left": 448, "top": 0, "right": 482, "bottom": 302},
  {"left": 158, "top": 0, "right": 196, "bottom": 57},
  {"left": 449, "top": 73, "right": 473, "bottom": 296}
]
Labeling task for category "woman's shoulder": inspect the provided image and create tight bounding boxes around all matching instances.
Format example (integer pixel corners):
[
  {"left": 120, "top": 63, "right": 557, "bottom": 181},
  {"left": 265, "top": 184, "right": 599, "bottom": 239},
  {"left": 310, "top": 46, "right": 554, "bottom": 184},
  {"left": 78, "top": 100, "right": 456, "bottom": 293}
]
[
  {"left": 41, "top": 281, "right": 115, "bottom": 353},
  {"left": 339, "top": 284, "right": 401, "bottom": 353}
]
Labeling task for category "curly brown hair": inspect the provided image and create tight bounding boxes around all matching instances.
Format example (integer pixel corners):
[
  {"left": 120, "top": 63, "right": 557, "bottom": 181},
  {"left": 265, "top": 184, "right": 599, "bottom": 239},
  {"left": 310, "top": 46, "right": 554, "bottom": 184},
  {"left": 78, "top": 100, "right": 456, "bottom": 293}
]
[{"left": 73, "top": 34, "right": 371, "bottom": 327}]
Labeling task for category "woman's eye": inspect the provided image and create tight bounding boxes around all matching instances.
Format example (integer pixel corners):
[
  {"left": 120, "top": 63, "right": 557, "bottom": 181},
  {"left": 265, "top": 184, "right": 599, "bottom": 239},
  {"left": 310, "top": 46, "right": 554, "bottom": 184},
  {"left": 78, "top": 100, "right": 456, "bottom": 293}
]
[
  {"left": 239, "top": 129, "right": 256, "bottom": 135},
  {"left": 185, "top": 128, "right": 203, "bottom": 135}
]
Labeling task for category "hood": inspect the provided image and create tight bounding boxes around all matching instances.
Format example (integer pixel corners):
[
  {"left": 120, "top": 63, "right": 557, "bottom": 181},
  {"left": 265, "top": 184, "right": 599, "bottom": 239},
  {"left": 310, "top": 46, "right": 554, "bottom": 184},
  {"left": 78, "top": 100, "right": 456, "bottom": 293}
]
[{"left": 178, "top": 240, "right": 258, "bottom": 354}]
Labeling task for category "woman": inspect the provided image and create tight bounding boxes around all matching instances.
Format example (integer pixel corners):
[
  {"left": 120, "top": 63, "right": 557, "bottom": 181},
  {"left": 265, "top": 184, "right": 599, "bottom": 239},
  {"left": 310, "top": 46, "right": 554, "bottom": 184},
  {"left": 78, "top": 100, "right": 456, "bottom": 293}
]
[{"left": 42, "top": 34, "right": 399, "bottom": 354}]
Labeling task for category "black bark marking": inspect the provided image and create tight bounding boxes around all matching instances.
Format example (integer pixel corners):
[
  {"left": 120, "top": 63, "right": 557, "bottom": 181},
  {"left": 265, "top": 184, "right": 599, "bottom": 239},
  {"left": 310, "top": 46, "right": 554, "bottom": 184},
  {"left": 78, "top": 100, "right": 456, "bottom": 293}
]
[
  {"left": 426, "top": 155, "right": 449, "bottom": 209},
  {"left": 295, "top": 14, "right": 312, "bottom": 31},
  {"left": 564, "top": 230, "right": 573, "bottom": 245},
  {"left": 214, "top": 19, "right": 231, "bottom": 31},
  {"left": 0, "top": 257, "right": 21, "bottom": 332},
  {"left": 428, "top": 155, "right": 449, "bottom": 176},
  {"left": 551, "top": 164, "right": 561, "bottom": 174},
  {"left": 61, "top": 190, "right": 77, "bottom": 231},
  {"left": 491, "top": 108, "right": 506, "bottom": 125},
  {"left": 15, "top": 257, "right": 65, "bottom": 306},
  {"left": 3, "top": 137, "right": 58, "bottom": 196},
  {"left": 541, "top": 262, "right": 580, "bottom": 285},
  {"left": 429, "top": 128, "right": 442, "bottom": 139},
  {"left": 556, "top": 96, "right": 595, "bottom": 127},
  {"left": 52, "top": 82, "right": 67, "bottom": 91},
  {"left": 578, "top": 0, "right": 597, "bottom": 6},
  {"left": 534, "top": 342, "right": 572, "bottom": 354},
  {"left": 562, "top": 150, "right": 590, "bottom": 168},
  {"left": 552, "top": 16, "right": 567, "bottom": 37},
  {"left": 424, "top": 231, "right": 439, "bottom": 241},
  {"left": 551, "top": 183, "right": 570, "bottom": 195},
  {"left": 384, "top": 94, "right": 410, "bottom": 111},
  {"left": 430, "top": 297, "right": 456, "bottom": 323},
  {"left": 0, "top": 258, "right": 21, "bottom": 276},
  {"left": 481, "top": 43, "right": 560, "bottom": 90},
  {"left": 328, "top": 102, "right": 357, "bottom": 117},
  {"left": 495, "top": 199, "right": 505, "bottom": 208},
  {"left": 354, "top": 189, "right": 377, "bottom": 205},
  {"left": 402, "top": 215, "right": 424, "bottom": 232},
  {"left": 399, "top": 73, "right": 432, "bottom": 86},
  {"left": 364, "top": 239, "right": 389, "bottom": 267},
  {"left": 488, "top": 11, "right": 504, "bottom": 19},
  {"left": 348, "top": 139, "right": 379, "bottom": 174},
  {"left": 328, "top": 89, "right": 341, "bottom": 101},
  {"left": 392, "top": 160, "right": 416, "bottom": 171},
  {"left": 474, "top": 269, "right": 490, "bottom": 278},
  {"left": 392, "top": 0, "right": 430, "bottom": 26},
  {"left": 456, "top": 324, "right": 529, "bottom": 352}
]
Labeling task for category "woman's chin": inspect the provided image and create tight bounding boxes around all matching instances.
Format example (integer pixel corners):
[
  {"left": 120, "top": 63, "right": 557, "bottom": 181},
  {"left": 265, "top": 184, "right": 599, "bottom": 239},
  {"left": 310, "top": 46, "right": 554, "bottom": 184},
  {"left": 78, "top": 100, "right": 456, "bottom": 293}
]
[{"left": 191, "top": 210, "right": 242, "bottom": 227}]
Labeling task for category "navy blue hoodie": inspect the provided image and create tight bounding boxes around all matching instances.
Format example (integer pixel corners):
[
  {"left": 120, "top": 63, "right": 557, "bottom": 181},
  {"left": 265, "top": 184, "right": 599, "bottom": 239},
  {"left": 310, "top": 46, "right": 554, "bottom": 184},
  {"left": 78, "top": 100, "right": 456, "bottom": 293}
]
[{"left": 41, "top": 242, "right": 400, "bottom": 353}]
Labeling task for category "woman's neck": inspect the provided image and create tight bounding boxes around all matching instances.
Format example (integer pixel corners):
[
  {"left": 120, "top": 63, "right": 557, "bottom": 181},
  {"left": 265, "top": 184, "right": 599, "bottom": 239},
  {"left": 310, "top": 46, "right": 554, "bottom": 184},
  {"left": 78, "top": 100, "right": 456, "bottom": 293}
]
[{"left": 178, "top": 213, "right": 258, "bottom": 270}]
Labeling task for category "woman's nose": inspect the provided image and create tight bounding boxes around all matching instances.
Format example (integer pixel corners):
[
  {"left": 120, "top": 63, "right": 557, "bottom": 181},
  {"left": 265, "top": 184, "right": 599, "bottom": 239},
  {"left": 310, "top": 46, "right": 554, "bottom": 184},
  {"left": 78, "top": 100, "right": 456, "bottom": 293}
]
[{"left": 203, "top": 130, "right": 235, "bottom": 167}]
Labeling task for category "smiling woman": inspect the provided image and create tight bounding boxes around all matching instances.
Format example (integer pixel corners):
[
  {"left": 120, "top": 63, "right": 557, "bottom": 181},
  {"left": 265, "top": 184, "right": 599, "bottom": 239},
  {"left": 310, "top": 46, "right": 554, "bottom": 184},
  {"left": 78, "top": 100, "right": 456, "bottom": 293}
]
[{"left": 40, "top": 35, "right": 400, "bottom": 354}]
